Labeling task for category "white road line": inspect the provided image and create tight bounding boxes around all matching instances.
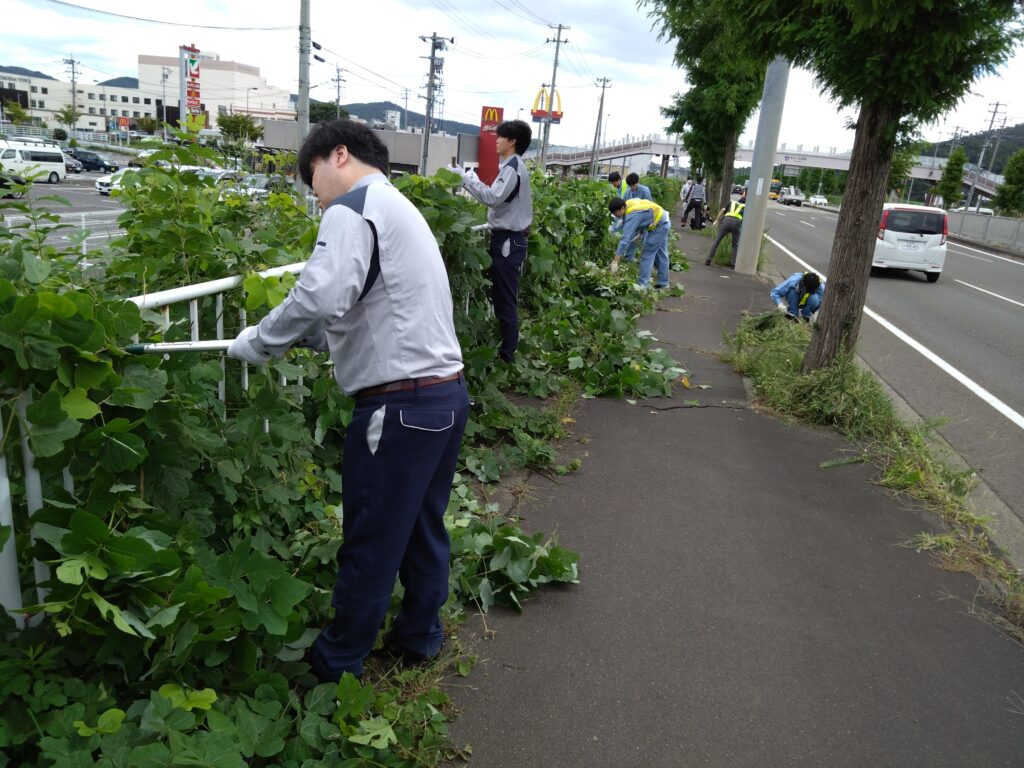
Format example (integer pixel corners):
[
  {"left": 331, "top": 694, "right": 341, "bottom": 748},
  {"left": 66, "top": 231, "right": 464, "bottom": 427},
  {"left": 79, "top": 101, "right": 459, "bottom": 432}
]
[
  {"left": 799, "top": 220, "right": 816, "bottom": 228},
  {"left": 954, "top": 279, "right": 1024, "bottom": 308},
  {"left": 954, "top": 251, "right": 994, "bottom": 263},
  {"left": 766, "top": 234, "right": 1024, "bottom": 432},
  {"left": 948, "top": 242, "right": 1022, "bottom": 266}
]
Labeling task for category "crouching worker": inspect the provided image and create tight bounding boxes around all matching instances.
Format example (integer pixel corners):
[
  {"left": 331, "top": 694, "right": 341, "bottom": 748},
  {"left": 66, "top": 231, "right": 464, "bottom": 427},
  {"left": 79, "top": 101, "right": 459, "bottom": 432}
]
[
  {"left": 770, "top": 271, "right": 825, "bottom": 321},
  {"left": 227, "top": 119, "right": 470, "bottom": 681},
  {"left": 608, "top": 196, "right": 671, "bottom": 289}
]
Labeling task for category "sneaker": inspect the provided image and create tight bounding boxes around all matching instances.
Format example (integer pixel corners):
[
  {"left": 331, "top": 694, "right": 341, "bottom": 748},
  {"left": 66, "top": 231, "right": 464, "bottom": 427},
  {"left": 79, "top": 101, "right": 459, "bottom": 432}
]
[{"left": 704, "top": 259, "right": 712, "bottom": 266}]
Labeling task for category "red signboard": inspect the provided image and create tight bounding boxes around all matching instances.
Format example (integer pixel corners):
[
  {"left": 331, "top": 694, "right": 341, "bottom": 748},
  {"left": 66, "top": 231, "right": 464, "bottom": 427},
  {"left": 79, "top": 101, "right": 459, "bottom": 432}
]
[{"left": 478, "top": 105, "right": 504, "bottom": 186}]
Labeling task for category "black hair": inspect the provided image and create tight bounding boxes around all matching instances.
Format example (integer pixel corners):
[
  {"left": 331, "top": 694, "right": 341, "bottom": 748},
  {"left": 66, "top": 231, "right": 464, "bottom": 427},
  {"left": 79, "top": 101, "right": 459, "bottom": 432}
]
[
  {"left": 297, "top": 119, "right": 389, "bottom": 187},
  {"left": 802, "top": 272, "right": 821, "bottom": 293},
  {"left": 696, "top": 176, "right": 703, "bottom": 183},
  {"left": 495, "top": 120, "right": 532, "bottom": 155},
  {"left": 625, "top": 172, "right": 640, "bottom": 185},
  {"left": 608, "top": 171, "right": 622, "bottom": 183},
  {"left": 608, "top": 197, "right": 626, "bottom": 214}
]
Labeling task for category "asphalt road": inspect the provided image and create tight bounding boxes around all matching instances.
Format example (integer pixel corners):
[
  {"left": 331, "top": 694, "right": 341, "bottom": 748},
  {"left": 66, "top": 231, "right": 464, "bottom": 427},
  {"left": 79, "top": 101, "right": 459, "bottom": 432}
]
[
  {"left": 21, "top": 171, "right": 125, "bottom": 214},
  {"left": 761, "top": 202, "right": 1024, "bottom": 519}
]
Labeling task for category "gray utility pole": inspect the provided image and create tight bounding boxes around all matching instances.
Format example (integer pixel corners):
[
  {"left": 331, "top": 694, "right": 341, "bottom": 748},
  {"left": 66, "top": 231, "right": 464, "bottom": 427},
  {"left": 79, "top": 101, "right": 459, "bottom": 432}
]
[
  {"left": 295, "top": 0, "right": 311, "bottom": 196},
  {"left": 589, "top": 77, "right": 610, "bottom": 177},
  {"left": 966, "top": 101, "right": 1003, "bottom": 210},
  {"left": 160, "top": 67, "right": 170, "bottom": 141},
  {"left": 419, "top": 32, "right": 452, "bottom": 175},
  {"left": 62, "top": 55, "right": 80, "bottom": 131},
  {"left": 402, "top": 88, "right": 411, "bottom": 130},
  {"left": 539, "top": 23, "right": 569, "bottom": 170},
  {"left": 987, "top": 115, "right": 1009, "bottom": 174},
  {"left": 332, "top": 65, "right": 345, "bottom": 118},
  {"left": 735, "top": 56, "right": 790, "bottom": 276}
]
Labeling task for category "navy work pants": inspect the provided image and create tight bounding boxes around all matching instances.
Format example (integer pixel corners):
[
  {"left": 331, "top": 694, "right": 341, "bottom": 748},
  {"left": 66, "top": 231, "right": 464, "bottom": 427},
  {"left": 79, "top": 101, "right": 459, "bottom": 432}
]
[
  {"left": 312, "top": 376, "right": 470, "bottom": 679},
  {"left": 489, "top": 230, "right": 528, "bottom": 362}
]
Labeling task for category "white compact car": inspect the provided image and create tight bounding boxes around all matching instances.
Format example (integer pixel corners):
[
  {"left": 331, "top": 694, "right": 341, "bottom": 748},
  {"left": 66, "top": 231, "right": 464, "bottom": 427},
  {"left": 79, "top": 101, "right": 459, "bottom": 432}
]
[
  {"left": 872, "top": 203, "right": 948, "bottom": 283},
  {"left": 807, "top": 195, "right": 828, "bottom": 207}
]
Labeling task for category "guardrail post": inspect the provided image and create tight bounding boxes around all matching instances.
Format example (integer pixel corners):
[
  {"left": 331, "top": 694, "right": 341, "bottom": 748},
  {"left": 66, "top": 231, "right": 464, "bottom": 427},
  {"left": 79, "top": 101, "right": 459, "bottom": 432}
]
[
  {"left": 0, "top": 410, "right": 25, "bottom": 629},
  {"left": 15, "top": 393, "right": 50, "bottom": 607}
]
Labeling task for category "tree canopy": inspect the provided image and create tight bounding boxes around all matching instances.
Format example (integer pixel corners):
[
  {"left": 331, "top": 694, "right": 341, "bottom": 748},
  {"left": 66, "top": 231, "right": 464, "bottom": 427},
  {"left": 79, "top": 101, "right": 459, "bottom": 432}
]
[
  {"left": 992, "top": 149, "right": 1024, "bottom": 216},
  {"left": 216, "top": 114, "right": 263, "bottom": 142},
  {"left": 933, "top": 145, "right": 967, "bottom": 207}
]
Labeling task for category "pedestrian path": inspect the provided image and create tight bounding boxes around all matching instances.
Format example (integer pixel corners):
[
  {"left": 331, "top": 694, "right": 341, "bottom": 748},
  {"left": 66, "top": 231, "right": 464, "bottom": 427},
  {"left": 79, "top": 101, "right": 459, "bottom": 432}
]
[{"left": 445, "top": 220, "right": 1024, "bottom": 767}]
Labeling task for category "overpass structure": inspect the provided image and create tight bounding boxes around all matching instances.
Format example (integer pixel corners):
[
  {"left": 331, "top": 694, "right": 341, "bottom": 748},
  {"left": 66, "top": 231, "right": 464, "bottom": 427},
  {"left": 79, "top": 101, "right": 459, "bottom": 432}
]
[{"left": 545, "top": 137, "right": 1003, "bottom": 198}]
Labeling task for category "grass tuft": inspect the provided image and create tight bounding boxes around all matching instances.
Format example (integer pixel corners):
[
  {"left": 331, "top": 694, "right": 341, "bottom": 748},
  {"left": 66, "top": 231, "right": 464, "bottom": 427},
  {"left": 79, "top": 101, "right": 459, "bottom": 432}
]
[{"left": 725, "top": 311, "right": 1024, "bottom": 642}]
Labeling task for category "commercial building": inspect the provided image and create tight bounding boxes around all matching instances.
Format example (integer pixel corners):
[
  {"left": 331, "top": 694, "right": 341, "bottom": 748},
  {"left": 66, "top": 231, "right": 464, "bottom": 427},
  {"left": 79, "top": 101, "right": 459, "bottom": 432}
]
[{"left": 1, "top": 51, "right": 294, "bottom": 135}]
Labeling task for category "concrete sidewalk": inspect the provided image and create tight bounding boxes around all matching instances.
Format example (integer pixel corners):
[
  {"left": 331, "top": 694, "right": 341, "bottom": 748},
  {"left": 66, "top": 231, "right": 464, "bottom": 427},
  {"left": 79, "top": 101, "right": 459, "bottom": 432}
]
[{"left": 446, "top": 219, "right": 1024, "bottom": 767}]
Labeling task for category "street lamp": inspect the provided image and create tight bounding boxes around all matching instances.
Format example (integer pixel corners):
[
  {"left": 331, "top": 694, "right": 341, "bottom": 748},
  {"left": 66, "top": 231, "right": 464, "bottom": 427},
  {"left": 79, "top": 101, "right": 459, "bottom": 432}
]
[{"left": 246, "top": 87, "right": 258, "bottom": 116}]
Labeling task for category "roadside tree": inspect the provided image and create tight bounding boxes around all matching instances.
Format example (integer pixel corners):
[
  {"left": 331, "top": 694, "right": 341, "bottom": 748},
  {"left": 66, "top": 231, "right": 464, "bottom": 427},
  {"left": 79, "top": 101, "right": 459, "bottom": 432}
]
[
  {"left": 4, "top": 100, "right": 31, "bottom": 126},
  {"left": 888, "top": 137, "right": 923, "bottom": 198},
  {"left": 135, "top": 116, "right": 158, "bottom": 135},
  {"left": 991, "top": 148, "right": 1024, "bottom": 217},
  {"left": 217, "top": 114, "right": 263, "bottom": 142},
  {"left": 933, "top": 145, "right": 968, "bottom": 207},
  {"left": 309, "top": 100, "right": 349, "bottom": 123},
  {"left": 54, "top": 104, "right": 82, "bottom": 134},
  {"left": 650, "top": 1, "right": 765, "bottom": 213},
  {"left": 709, "top": 0, "right": 1021, "bottom": 370}
]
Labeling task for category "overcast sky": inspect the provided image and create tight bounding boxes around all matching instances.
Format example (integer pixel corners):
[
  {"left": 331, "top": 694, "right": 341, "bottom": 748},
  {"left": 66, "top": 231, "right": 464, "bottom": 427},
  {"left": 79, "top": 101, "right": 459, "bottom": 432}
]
[{"left": 3, "top": 0, "right": 1021, "bottom": 156}]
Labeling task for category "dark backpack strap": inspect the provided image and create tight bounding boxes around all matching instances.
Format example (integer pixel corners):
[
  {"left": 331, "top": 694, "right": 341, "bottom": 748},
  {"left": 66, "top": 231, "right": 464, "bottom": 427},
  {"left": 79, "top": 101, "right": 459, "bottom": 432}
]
[{"left": 357, "top": 219, "right": 380, "bottom": 302}]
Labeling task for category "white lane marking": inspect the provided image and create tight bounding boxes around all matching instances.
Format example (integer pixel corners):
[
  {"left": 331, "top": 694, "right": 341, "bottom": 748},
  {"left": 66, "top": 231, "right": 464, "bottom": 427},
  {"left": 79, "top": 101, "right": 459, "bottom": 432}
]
[
  {"left": 948, "top": 242, "right": 1022, "bottom": 266},
  {"left": 954, "top": 251, "right": 994, "bottom": 263},
  {"left": 954, "top": 279, "right": 1024, "bottom": 308},
  {"left": 766, "top": 234, "right": 1024, "bottom": 431},
  {"left": 799, "top": 220, "right": 816, "bottom": 228}
]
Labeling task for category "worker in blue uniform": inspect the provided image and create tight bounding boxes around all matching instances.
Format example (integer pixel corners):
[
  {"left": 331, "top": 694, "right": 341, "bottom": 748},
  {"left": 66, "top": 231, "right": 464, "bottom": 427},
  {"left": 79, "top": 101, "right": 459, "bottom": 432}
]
[
  {"left": 608, "top": 196, "right": 671, "bottom": 289},
  {"left": 770, "top": 271, "right": 825, "bottom": 321},
  {"left": 228, "top": 119, "right": 470, "bottom": 680}
]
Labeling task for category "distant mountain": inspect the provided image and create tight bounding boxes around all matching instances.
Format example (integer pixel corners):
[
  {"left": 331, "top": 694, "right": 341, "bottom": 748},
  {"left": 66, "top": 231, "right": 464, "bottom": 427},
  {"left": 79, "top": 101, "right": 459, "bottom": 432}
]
[
  {"left": 0, "top": 65, "right": 58, "bottom": 80},
  {"left": 923, "top": 121, "right": 1024, "bottom": 176},
  {"left": 343, "top": 101, "right": 479, "bottom": 136}
]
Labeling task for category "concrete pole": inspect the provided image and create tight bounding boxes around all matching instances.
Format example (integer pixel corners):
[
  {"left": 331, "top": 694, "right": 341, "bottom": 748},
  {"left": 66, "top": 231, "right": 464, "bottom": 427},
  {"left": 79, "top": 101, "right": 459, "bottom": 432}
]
[
  {"left": 539, "top": 24, "right": 569, "bottom": 170},
  {"left": 420, "top": 34, "right": 440, "bottom": 175},
  {"left": 589, "top": 78, "right": 608, "bottom": 177},
  {"left": 295, "top": 0, "right": 311, "bottom": 196},
  {"left": 735, "top": 57, "right": 790, "bottom": 275}
]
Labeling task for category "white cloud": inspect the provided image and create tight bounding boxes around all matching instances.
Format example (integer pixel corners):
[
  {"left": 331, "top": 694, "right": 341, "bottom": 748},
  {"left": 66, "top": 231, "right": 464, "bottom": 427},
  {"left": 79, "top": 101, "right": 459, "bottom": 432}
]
[{"left": 3, "top": 0, "right": 1020, "bottom": 156}]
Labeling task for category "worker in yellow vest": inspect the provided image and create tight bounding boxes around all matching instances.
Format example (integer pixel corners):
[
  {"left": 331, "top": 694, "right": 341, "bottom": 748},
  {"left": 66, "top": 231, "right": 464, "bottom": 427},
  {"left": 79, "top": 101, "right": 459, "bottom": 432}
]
[
  {"left": 608, "top": 197, "right": 671, "bottom": 289},
  {"left": 608, "top": 171, "right": 629, "bottom": 198},
  {"left": 705, "top": 191, "right": 746, "bottom": 268}
]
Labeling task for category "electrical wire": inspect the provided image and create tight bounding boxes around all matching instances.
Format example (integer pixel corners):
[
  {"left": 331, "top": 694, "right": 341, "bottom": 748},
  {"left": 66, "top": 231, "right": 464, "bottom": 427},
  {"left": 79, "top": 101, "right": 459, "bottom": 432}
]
[{"left": 38, "top": 0, "right": 294, "bottom": 30}]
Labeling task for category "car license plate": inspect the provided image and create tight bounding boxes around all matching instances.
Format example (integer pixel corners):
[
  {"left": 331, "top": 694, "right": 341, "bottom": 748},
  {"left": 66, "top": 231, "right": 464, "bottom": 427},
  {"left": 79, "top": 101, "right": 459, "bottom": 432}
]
[{"left": 898, "top": 240, "right": 920, "bottom": 251}]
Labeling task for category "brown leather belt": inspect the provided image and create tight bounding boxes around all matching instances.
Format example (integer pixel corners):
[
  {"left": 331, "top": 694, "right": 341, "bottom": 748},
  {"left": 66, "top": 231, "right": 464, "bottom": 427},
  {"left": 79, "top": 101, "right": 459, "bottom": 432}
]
[{"left": 354, "top": 371, "right": 463, "bottom": 399}]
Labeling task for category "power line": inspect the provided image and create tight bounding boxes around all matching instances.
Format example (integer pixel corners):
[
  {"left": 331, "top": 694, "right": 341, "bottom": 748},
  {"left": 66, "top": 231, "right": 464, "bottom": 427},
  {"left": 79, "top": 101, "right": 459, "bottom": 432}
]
[{"left": 39, "top": 0, "right": 294, "bottom": 29}]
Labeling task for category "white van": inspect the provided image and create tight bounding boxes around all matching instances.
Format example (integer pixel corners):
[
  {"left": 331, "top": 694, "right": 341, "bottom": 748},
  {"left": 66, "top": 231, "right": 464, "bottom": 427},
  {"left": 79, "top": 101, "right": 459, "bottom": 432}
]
[
  {"left": 872, "top": 203, "right": 947, "bottom": 283},
  {"left": 0, "top": 140, "right": 67, "bottom": 183}
]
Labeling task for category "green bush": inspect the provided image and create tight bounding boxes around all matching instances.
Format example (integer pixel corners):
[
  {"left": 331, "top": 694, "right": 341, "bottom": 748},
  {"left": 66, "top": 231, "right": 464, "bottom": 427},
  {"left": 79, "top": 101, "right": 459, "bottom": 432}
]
[{"left": 0, "top": 149, "right": 684, "bottom": 766}]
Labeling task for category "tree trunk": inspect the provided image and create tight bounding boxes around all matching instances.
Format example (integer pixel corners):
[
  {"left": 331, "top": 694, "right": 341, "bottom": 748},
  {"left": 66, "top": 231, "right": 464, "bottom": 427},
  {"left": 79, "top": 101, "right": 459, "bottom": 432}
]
[
  {"left": 719, "top": 131, "right": 738, "bottom": 213},
  {"left": 802, "top": 100, "right": 900, "bottom": 372}
]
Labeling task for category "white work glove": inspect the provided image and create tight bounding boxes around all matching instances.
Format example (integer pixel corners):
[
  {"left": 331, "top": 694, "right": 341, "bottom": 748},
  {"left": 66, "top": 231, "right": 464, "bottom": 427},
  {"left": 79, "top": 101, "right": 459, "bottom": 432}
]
[
  {"left": 610, "top": 257, "right": 621, "bottom": 274},
  {"left": 446, "top": 163, "right": 465, "bottom": 178},
  {"left": 227, "top": 326, "right": 271, "bottom": 364},
  {"left": 776, "top": 302, "right": 788, "bottom": 313}
]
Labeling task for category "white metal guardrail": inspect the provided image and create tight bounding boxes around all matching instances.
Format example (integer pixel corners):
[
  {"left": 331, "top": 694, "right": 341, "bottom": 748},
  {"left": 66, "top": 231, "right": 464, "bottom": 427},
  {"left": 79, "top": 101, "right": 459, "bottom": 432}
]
[
  {"left": 2, "top": 210, "right": 125, "bottom": 254},
  {"left": 1, "top": 223, "right": 489, "bottom": 628}
]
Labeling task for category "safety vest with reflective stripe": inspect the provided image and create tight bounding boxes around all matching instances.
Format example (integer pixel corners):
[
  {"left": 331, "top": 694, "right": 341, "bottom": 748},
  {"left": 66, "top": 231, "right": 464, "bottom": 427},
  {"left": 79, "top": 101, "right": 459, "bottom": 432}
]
[
  {"left": 624, "top": 198, "right": 665, "bottom": 229},
  {"left": 725, "top": 200, "right": 745, "bottom": 220},
  {"left": 613, "top": 180, "right": 628, "bottom": 198}
]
